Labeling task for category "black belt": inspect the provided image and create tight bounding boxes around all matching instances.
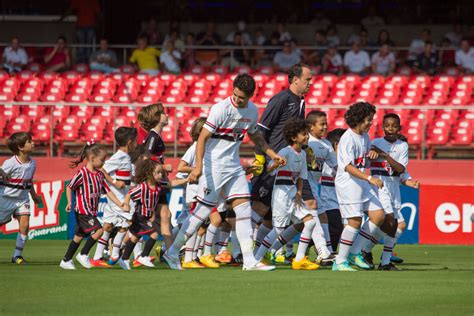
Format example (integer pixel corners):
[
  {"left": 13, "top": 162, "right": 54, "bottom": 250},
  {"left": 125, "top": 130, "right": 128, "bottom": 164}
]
[
  {"left": 211, "top": 134, "right": 244, "bottom": 142},
  {"left": 321, "top": 182, "right": 335, "bottom": 187},
  {"left": 371, "top": 170, "right": 400, "bottom": 177},
  {"left": 275, "top": 179, "right": 295, "bottom": 186}
]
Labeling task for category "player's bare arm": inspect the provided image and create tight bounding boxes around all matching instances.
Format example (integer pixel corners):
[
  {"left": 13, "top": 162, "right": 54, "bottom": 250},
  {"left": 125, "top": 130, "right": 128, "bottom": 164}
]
[
  {"left": 177, "top": 160, "right": 194, "bottom": 174},
  {"left": 106, "top": 190, "right": 130, "bottom": 212},
  {"left": 345, "top": 163, "right": 383, "bottom": 189},
  {"left": 188, "top": 128, "right": 213, "bottom": 183},
  {"left": 65, "top": 187, "right": 72, "bottom": 212},
  {"left": 371, "top": 145, "right": 406, "bottom": 174},
  {"left": 100, "top": 168, "right": 126, "bottom": 189},
  {"left": 248, "top": 130, "right": 287, "bottom": 166},
  {"left": 29, "top": 185, "right": 42, "bottom": 205}
]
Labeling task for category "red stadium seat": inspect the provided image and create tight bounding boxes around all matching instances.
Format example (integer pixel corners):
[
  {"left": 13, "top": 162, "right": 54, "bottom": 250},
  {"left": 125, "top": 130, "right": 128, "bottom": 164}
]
[
  {"left": 450, "top": 128, "right": 473, "bottom": 146},
  {"left": 31, "top": 122, "right": 51, "bottom": 142},
  {"left": 81, "top": 123, "right": 104, "bottom": 141},
  {"left": 55, "top": 123, "right": 78, "bottom": 141},
  {"left": 427, "top": 128, "right": 449, "bottom": 145}
]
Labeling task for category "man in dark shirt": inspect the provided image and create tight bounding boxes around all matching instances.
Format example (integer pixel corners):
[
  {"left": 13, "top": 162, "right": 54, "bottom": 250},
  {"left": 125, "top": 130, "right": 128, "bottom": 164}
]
[
  {"left": 251, "top": 63, "right": 313, "bottom": 251},
  {"left": 414, "top": 41, "right": 440, "bottom": 75},
  {"left": 196, "top": 22, "right": 221, "bottom": 46}
]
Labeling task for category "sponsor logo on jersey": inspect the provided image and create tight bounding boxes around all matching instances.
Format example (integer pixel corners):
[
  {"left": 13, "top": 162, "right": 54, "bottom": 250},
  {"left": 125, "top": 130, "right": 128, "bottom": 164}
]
[{"left": 259, "top": 186, "right": 269, "bottom": 198}]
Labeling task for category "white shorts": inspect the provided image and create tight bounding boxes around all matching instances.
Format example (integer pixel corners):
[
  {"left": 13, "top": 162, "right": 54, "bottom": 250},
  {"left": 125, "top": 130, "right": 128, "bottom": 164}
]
[
  {"left": 102, "top": 203, "right": 132, "bottom": 228},
  {"left": 339, "top": 195, "right": 383, "bottom": 219},
  {"left": 319, "top": 185, "right": 339, "bottom": 213},
  {"left": 0, "top": 196, "right": 30, "bottom": 224},
  {"left": 272, "top": 188, "right": 311, "bottom": 227},
  {"left": 195, "top": 169, "right": 250, "bottom": 207}
]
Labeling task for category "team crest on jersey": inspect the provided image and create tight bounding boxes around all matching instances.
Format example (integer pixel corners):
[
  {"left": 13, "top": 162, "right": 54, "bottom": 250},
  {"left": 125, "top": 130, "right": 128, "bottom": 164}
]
[
  {"left": 88, "top": 219, "right": 95, "bottom": 226},
  {"left": 203, "top": 187, "right": 212, "bottom": 195},
  {"left": 232, "top": 127, "right": 243, "bottom": 141},
  {"left": 259, "top": 187, "right": 269, "bottom": 198},
  {"left": 147, "top": 221, "right": 153, "bottom": 228}
]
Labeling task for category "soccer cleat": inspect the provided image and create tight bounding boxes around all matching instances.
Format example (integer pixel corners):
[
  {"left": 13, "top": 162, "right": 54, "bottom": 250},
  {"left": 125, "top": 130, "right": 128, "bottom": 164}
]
[
  {"left": 132, "top": 259, "right": 142, "bottom": 268},
  {"left": 155, "top": 245, "right": 164, "bottom": 263},
  {"left": 231, "top": 254, "right": 243, "bottom": 266},
  {"left": 315, "top": 254, "right": 336, "bottom": 267},
  {"left": 163, "top": 252, "right": 183, "bottom": 270},
  {"left": 107, "top": 257, "right": 119, "bottom": 265},
  {"left": 90, "top": 258, "right": 111, "bottom": 268},
  {"left": 285, "top": 253, "right": 296, "bottom": 263},
  {"left": 11, "top": 256, "right": 27, "bottom": 264},
  {"left": 332, "top": 261, "right": 357, "bottom": 271},
  {"left": 59, "top": 259, "right": 76, "bottom": 270},
  {"left": 75, "top": 253, "right": 91, "bottom": 269},
  {"left": 243, "top": 261, "right": 276, "bottom": 271},
  {"left": 378, "top": 263, "right": 401, "bottom": 271},
  {"left": 215, "top": 250, "right": 232, "bottom": 264},
  {"left": 137, "top": 256, "right": 155, "bottom": 268},
  {"left": 182, "top": 260, "right": 205, "bottom": 269},
  {"left": 362, "top": 251, "right": 375, "bottom": 269},
  {"left": 273, "top": 253, "right": 287, "bottom": 264},
  {"left": 292, "top": 256, "right": 320, "bottom": 270},
  {"left": 199, "top": 254, "right": 220, "bottom": 268},
  {"left": 118, "top": 259, "right": 131, "bottom": 270},
  {"left": 348, "top": 253, "right": 371, "bottom": 270},
  {"left": 390, "top": 254, "right": 404, "bottom": 264}
]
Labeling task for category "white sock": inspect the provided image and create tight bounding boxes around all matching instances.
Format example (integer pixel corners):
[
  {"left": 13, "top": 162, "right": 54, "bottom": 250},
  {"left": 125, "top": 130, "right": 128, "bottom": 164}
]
[
  {"left": 381, "top": 236, "right": 396, "bottom": 265},
  {"left": 251, "top": 211, "right": 262, "bottom": 229},
  {"left": 269, "top": 225, "right": 299, "bottom": 256},
  {"left": 312, "top": 220, "right": 332, "bottom": 259},
  {"left": 184, "top": 231, "right": 197, "bottom": 262},
  {"left": 216, "top": 230, "right": 230, "bottom": 254},
  {"left": 255, "top": 227, "right": 282, "bottom": 261},
  {"left": 93, "top": 231, "right": 110, "bottom": 260},
  {"left": 203, "top": 224, "right": 218, "bottom": 255},
  {"left": 193, "top": 235, "right": 202, "bottom": 260},
  {"left": 395, "top": 228, "right": 403, "bottom": 241},
  {"left": 13, "top": 234, "right": 28, "bottom": 257},
  {"left": 167, "top": 203, "right": 212, "bottom": 257},
  {"left": 353, "top": 220, "right": 382, "bottom": 254},
  {"left": 233, "top": 202, "right": 258, "bottom": 267},
  {"left": 321, "top": 223, "right": 334, "bottom": 253},
  {"left": 295, "top": 219, "right": 316, "bottom": 261},
  {"left": 254, "top": 224, "right": 271, "bottom": 253},
  {"left": 133, "top": 238, "right": 143, "bottom": 258},
  {"left": 111, "top": 231, "right": 126, "bottom": 259},
  {"left": 197, "top": 235, "right": 205, "bottom": 258},
  {"left": 336, "top": 225, "right": 359, "bottom": 264}
]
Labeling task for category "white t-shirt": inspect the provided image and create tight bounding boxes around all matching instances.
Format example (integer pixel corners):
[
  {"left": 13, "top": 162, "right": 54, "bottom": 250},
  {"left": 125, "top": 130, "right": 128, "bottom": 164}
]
[
  {"left": 181, "top": 142, "right": 198, "bottom": 204},
  {"left": 2, "top": 46, "right": 28, "bottom": 65},
  {"left": 306, "top": 135, "right": 336, "bottom": 196},
  {"left": 371, "top": 52, "right": 395, "bottom": 75},
  {"left": 343, "top": 50, "right": 370, "bottom": 73},
  {"left": 408, "top": 39, "right": 425, "bottom": 61},
  {"left": 336, "top": 128, "right": 376, "bottom": 204},
  {"left": 271, "top": 145, "right": 307, "bottom": 199},
  {"left": 103, "top": 150, "right": 132, "bottom": 202},
  {"left": 0, "top": 156, "right": 36, "bottom": 200},
  {"left": 455, "top": 48, "right": 474, "bottom": 72},
  {"left": 160, "top": 50, "right": 181, "bottom": 73},
  {"left": 273, "top": 51, "right": 301, "bottom": 70},
  {"left": 320, "top": 140, "right": 339, "bottom": 211},
  {"left": 203, "top": 96, "right": 259, "bottom": 174}
]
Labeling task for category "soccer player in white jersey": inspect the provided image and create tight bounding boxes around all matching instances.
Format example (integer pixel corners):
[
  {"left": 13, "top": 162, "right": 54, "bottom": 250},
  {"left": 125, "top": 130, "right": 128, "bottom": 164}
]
[
  {"left": 332, "top": 102, "right": 386, "bottom": 272},
  {"left": 90, "top": 127, "right": 137, "bottom": 267},
  {"left": 164, "top": 74, "right": 286, "bottom": 271},
  {"left": 0, "top": 132, "right": 42, "bottom": 264},
  {"left": 305, "top": 110, "right": 338, "bottom": 263},
  {"left": 254, "top": 118, "right": 328, "bottom": 270}
]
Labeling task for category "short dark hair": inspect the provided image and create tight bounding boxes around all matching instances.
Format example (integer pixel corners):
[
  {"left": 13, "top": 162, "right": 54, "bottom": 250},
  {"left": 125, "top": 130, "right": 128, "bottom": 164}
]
[
  {"left": 288, "top": 63, "right": 310, "bottom": 84},
  {"left": 115, "top": 127, "right": 137, "bottom": 147},
  {"left": 233, "top": 74, "right": 256, "bottom": 97},
  {"left": 57, "top": 36, "right": 67, "bottom": 43},
  {"left": 383, "top": 113, "right": 401, "bottom": 125},
  {"left": 283, "top": 118, "right": 308, "bottom": 145},
  {"left": 7, "top": 132, "right": 32, "bottom": 155},
  {"left": 344, "top": 102, "right": 376, "bottom": 128},
  {"left": 325, "top": 128, "right": 346, "bottom": 147},
  {"left": 191, "top": 117, "right": 206, "bottom": 142},
  {"left": 306, "top": 110, "right": 327, "bottom": 125},
  {"left": 425, "top": 40, "right": 433, "bottom": 46}
]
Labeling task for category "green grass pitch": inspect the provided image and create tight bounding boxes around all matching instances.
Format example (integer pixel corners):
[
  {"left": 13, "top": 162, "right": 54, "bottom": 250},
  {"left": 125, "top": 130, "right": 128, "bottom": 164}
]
[{"left": 0, "top": 241, "right": 473, "bottom": 316}]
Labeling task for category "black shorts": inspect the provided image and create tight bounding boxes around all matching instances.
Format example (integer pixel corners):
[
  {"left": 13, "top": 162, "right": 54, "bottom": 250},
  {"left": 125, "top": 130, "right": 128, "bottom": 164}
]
[
  {"left": 302, "top": 179, "right": 314, "bottom": 201},
  {"left": 158, "top": 187, "right": 170, "bottom": 204},
  {"left": 129, "top": 213, "right": 158, "bottom": 236},
  {"left": 75, "top": 213, "right": 101, "bottom": 237},
  {"left": 225, "top": 208, "right": 236, "bottom": 219},
  {"left": 251, "top": 171, "right": 275, "bottom": 207}
]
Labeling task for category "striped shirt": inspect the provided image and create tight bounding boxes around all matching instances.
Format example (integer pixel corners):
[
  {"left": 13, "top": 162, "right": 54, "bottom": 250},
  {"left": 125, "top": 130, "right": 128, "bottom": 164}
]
[
  {"left": 0, "top": 155, "right": 36, "bottom": 200},
  {"left": 129, "top": 182, "right": 160, "bottom": 218},
  {"left": 143, "top": 129, "right": 165, "bottom": 164},
  {"left": 68, "top": 167, "right": 111, "bottom": 216}
]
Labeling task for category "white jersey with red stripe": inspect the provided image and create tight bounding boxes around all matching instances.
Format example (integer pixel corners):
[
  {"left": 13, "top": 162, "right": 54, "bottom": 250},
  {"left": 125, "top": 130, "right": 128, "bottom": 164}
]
[
  {"left": 370, "top": 137, "right": 409, "bottom": 214},
  {"left": 68, "top": 167, "right": 111, "bottom": 216},
  {"left": 203, "top": 96, "right": 259, "bottom": 174},
  {"left": 336, "top": 128, "right": 377, "bottom": 204},
  {"left": 319, "top": 149, "right": 339, "bottom": 212},
  {"left": 181, "top": 142, "right": 198, "bottom": 204},
  {"left": 307, "top": 135, "right": 337, "bottom": 198},
  {"left": 129, "top": 182, "right": 160, "bottom": 218},
  {"left": 0, "top": 156, "right": 36, "bottom": 200},
  {"left": 103, "top": 150, "right": 132, "bottom": 202}
]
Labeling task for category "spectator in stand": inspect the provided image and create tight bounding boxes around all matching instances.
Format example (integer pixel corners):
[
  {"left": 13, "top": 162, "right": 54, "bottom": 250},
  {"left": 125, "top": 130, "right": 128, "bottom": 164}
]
[
  {"left": 43, "top": 36, "right": 71, "bottom": 72},
  {"left": 129, "top": 36, "right": 160, "bottom": 75},
  {"left": 196, "top": 22, "right": 221, "bottom": 46},
  {"left": 183, "top": 33, "right": 196, "bottom": 70},
  {"left": 407, "top": 29, "right": 432, "bottom": 65},
  {"left": 225, "top": 21, "right": 252, "bottom": 45},
  {"left": 326, "top": 24, "right": 341, "bottom": 47},
  {"left": 139, "top": 18, "right": 161, "bottom": 46},
  {"left": 273, "top": 40, "right": 300, "bottom": 72},
  {"left": 254, "top": 27, "right": 267, "bottom": 46},
  {"left": 251, "top": 27, "right": 267, "bottom": 68},
  {"left": 2, "top": 36, "right": 27, "bottom": 73},
  {"left": 220, "top": 32, "right": 249, "bottom": 67},
  {"left": 413, "top": 41, "right": 440, "bottom": 75},
  {"left": 371, "top": 44, "right": 396, "bottom": 76},
  {"left": 163, "top": 28, "right": 185, "bottom": 53},
  {"left": 343, "top": 40, "right": 371, "bottom": 75},
  {"left": 455, "top": 38, "right": 474, "bottom": 74},
  {"left": 253, "top": 31, "right": 280, "bottom": 67},
  {"left": 358, "top": 28, "right": 374, "bottom": 50},
  {"left": 160, "top": 41, "right": 181, "bottom": 74},
  {"left": 307, "top": 29, "right": 328, "bottom": 65},
  {"left": 59, "top": 0, "right": 101, "bottom": 64},
  {"left": 89, "top": 38, "right": 118, "bottom": 73},
  {"left": 438, "top": 38, "right": 455, "bottom": 68},
  {"left": 377, "top": 29, "right": 395, "bottom": 47},
  {"left": 275, "top": 22, "right": 292, "bottom": 42},
  {"left": 444, "top": 23, "right": 464, "bottom": 47},
  {"left": 346, "top": 25, "right": 365, "bottom": 45},
  {"left": 361, "top": 5, "right": 385, "bottom": 29},
  {"left": 322, "top": 44, "right": 343, "bottom": 75}
]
